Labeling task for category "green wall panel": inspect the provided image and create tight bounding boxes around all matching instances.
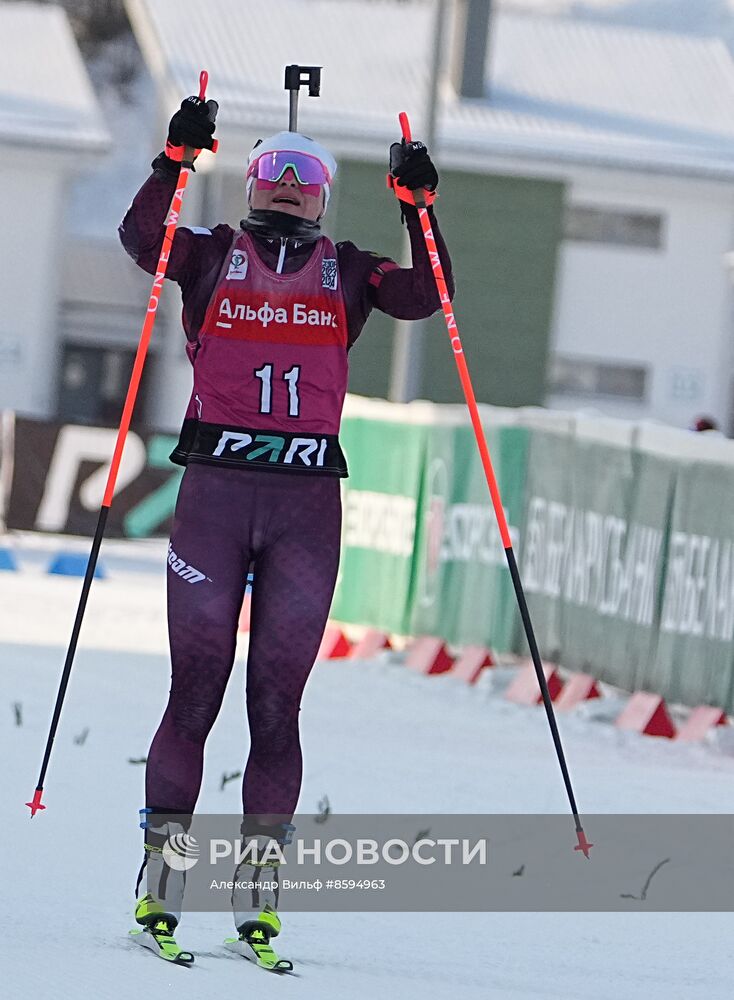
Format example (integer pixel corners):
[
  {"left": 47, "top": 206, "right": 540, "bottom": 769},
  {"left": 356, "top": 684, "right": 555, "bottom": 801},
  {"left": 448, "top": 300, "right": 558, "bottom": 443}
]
[{"left": 328, "top": 162, "right": 565, "bottom": 406}]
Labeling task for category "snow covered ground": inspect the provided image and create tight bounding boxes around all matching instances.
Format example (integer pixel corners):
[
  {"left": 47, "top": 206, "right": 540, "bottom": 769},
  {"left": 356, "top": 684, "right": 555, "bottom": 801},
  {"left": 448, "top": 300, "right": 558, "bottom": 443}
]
[{"left": 3, "top": 537, "right": 734, "bottom": 998}]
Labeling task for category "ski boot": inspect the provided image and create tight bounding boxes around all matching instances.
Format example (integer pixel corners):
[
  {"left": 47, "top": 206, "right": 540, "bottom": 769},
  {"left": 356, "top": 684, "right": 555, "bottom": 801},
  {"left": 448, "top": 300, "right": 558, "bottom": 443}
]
[
  {"left": 224, "top": 817, "right": 295, "bottom": 973},
  {"left": 130, "top": 902, "right": 194, "bottom": 965},
  {"left": 224, "top": 901, "right": 293, "bottom": 972},
  {"left": 129, "top": 809, "right": 195, "bottom": 965}
]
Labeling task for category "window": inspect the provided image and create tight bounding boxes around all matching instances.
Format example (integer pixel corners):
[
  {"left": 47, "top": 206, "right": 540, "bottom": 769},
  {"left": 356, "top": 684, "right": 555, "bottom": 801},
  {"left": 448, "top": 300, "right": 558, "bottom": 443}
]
[
  {"left": 57, "top": 344, "right": 151, "bottom": 426},
  {"left": 548, "top": 355, "right": 648, "bottom": 401},
  {"left": 564, "top": 205, "right": 664, "bottom": 249}
]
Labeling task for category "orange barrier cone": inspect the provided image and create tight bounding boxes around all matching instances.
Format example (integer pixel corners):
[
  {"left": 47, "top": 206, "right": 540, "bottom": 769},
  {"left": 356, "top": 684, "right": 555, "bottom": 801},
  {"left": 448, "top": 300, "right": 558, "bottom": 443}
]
[
  {"left": 350, "top": 629, "right": 391, "bottom": 659},
  {"left": 318, "top": 626, "right": 352, "bottom": 660},
  {"left": 450, "top": 646, "right": 494, "bottom": 684},
  {"left": 676, "top": 706, "right": 727, "bottom": 742},
  {"left": 556, "top": 674, "right": 601, "bottom": 711},
  {"left": 405, "top": 636, "right": 454, "bottom": 675},
  {"left": 505, "top": 663, "right": 564, "bottom": 705},
  {"left": 615, "top": 693, "right": 676, "bottom": 738}
]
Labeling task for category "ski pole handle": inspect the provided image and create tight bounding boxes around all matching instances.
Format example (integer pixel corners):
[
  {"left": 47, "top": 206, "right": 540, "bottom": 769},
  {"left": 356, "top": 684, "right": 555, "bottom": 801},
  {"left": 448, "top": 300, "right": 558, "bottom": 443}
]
[
  {"left": 400, "top": 113, "right": 424, "bottom": 208},
  {"left": 388, "top": 112, "right": 435, "bottom": 208},
  {"left": 197, "top": 69, "right": 219, "bottom": 153}
]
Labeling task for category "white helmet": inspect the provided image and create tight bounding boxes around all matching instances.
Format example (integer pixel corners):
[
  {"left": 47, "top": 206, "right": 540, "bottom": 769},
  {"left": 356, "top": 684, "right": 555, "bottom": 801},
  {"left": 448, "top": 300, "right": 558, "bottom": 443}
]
[{"left": 246, "top": 131, "right": 337, "bottom": 217}]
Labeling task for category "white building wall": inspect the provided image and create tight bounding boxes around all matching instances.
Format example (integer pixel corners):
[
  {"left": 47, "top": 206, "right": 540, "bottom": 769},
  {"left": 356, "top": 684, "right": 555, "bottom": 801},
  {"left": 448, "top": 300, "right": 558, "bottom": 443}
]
[
  {"left": 546, "top": 168, "right": 734, "bottom": 429},
  {"left": 0, "top": 152, "right": 67, "bottom": 419},
  {"left": 456, "top": 150, "right": 734, "bottom": 431}
]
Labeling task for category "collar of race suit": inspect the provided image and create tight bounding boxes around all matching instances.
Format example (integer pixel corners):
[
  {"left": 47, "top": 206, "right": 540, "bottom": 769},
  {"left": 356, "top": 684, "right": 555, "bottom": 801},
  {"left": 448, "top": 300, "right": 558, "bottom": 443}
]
[{"left": 242, "top": 209, "right": 322, "bottom": 242}]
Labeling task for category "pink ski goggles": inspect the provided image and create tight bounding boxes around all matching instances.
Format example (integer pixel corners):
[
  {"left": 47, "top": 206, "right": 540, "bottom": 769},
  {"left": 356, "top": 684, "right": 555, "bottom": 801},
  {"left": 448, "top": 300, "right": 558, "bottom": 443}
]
[{"left": 247, "top": 150, "right": 331, "bottom": 196}]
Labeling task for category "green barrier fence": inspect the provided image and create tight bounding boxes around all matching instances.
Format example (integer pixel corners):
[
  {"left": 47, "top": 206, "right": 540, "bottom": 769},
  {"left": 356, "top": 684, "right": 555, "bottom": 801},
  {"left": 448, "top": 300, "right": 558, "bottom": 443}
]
[
  {"left": 333, "top": 400, "right": 734, "bottom": 712},
  {"left": 408, "top": 421, "right": 528, "bottom": 651},
  {"left": 330, "top": 416, "right": 427, "bottom": 636},
  {"left": 651, "top": 460, "right": 734, "bottom": 710},
  {"left": 9, "top": 399, "right": 734, "bottom": 710}
]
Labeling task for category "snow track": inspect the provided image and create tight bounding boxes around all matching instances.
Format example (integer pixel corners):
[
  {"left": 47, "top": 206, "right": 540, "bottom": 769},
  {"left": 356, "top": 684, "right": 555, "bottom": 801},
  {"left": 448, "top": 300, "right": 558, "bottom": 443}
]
[{"left": 2, "top": 557, "right": 734, "bottom": 999}]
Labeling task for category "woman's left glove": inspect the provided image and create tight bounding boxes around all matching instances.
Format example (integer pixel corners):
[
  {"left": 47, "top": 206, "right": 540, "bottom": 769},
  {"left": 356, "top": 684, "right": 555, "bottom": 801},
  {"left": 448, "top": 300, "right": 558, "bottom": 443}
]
[
  {"left": 164, "top": 95, "right": 219, "bottom": 166},
  {"left": 389, "top": 140, "right": 439, "bottom": 192}
]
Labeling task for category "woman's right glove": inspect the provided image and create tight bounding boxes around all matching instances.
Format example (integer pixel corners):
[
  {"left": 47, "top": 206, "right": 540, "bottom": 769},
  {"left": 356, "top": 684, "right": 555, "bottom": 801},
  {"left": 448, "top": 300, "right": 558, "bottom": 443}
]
[{"left": 165, "top": 95, "right": 219, "bottom": 162}]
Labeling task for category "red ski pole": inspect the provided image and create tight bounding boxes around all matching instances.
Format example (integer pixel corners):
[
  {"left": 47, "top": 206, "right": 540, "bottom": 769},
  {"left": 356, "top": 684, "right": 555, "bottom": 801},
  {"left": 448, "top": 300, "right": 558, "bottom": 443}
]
[
  {"left": 393, "top": 112, "right": 592, "bottom": 858},
  {"left": 25, "top": 71, "right": 218, "bottom": 818}
]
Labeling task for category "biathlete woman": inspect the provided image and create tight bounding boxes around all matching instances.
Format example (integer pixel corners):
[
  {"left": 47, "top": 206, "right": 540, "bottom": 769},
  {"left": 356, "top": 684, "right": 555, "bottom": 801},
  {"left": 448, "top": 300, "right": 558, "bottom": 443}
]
[{"left": 119, "top": 90, "right": 454, "bottom": 969}]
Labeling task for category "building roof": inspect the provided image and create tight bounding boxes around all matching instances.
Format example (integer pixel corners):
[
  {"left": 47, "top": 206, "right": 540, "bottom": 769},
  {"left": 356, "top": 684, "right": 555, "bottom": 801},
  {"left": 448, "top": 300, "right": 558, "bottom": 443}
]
[
  {"left": 125, "top": 0, "right": 734, "bottom": 180},
  {"left": 0, "top": 2, "right": 110, "bottom": 154}
]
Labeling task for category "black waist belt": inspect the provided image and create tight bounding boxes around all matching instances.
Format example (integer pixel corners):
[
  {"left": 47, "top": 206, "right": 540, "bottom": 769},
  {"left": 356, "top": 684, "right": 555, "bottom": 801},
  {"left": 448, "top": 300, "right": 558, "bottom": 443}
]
[{"left": 170, "top": 419, "right": 348, "bottom": 477}]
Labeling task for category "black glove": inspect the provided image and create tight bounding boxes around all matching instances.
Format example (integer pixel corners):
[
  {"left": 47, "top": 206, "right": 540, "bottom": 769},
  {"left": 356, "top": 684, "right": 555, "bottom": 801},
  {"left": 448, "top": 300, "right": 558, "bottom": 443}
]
[
  {"left": 167, "top": 95, "right": 218, "bottom": 151},
  {"left": 389, "top": 140, "right": 439, "bottom": 191}
]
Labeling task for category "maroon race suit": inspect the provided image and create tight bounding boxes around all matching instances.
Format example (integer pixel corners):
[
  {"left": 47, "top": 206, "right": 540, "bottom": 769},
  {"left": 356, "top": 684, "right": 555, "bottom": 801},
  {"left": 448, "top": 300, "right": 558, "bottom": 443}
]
[
  {"left": 172, "top": 228, "right": 351, "bottom": 476},
  {"left": 119, "top": 163, "right": 454, "bottom": 821}
]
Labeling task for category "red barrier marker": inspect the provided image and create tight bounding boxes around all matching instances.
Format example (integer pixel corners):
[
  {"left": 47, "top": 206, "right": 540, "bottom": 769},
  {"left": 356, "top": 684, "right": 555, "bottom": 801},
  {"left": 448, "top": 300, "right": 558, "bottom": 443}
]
[
  {"left": 615, "top": 693, "right": 676, "bottom": 739},
  {"left": 556, "top": 673, "right": 602, "bottom": 711},
  {"left": 350, "top": 630, "right": 391, "bottom": 659},
  {"left": 506, "top": 663, "right": 564, "bottom": 705},
  {"left": 676, "top": 706, "right": 727, "bottom": 742},
  {"left": 450, "top": 646, "right": 495, "bottom": 684},
  {"left": 405, "top": 637, "right": 454, "bottom": 675},
  {"left": 318, "top": 626, "right": 352, "bottom": 660}
]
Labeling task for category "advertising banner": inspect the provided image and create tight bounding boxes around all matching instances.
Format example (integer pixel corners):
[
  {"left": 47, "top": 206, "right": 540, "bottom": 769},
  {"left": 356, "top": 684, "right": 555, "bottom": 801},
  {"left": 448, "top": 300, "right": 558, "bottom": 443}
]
[
  {"left": 520, "top": 431, "right": 676, "bottom": 690},
  {"left": 329, "top": 416, "right": 427, "bottom": 635},
  {"left": 7, "top": 416, "right": 182, "bottom": 538},
  {"left": 409, "top": 421, "right": 528, "bottom": 650},
  {"left": 651, "top": 460, "right": 734, "bottom": 711},
  {"left": 10, "top": 405, "right": 734, "bottom": 711}
]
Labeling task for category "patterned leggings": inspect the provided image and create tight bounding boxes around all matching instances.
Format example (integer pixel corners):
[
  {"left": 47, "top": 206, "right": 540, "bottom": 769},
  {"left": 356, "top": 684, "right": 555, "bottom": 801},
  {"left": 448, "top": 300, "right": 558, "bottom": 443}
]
[{"left": 145, "top": 463, "right": 341, "bottom": 819}]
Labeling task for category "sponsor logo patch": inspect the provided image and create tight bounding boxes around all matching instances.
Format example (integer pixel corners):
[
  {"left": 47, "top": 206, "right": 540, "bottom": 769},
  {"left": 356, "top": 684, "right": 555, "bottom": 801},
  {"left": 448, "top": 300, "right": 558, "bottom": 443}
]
[
  {"left": 212, "top": 431, "right": 329, "bottom": 468},
  {"left": 227, "top": 249, "right": 248, "bottom": 281},
  {"left": 167, "top": 543, "right": 208, "bottom": 583},
  {"left": 215, "top": 299, "right": 338, "bottom": 330},
  {"left": 321, "top": 258, "right": 338, "bottom": 291}
]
